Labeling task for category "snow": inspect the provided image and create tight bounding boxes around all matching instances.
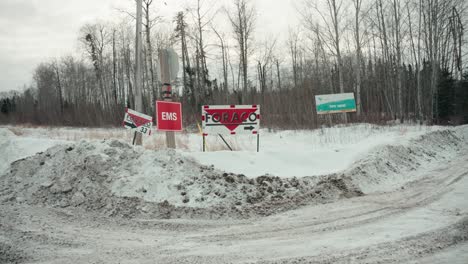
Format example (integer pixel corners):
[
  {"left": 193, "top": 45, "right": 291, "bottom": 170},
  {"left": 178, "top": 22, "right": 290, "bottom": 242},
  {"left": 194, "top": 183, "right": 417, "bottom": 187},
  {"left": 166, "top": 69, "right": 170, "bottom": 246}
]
[
  {"left": 0, "top": 127, "right": 68, "bottom": 174},
  {"left": 159, "top": 149, "right": 468, "bottom": 262},
  {"left": 184, "top": 124, "right": 443, "bottom": 178},
  {"left": 1, "top": 124, "right": 462, "bottom": 213},
  {"left": 109, "top": 147, "right": 214, "bottom": 207},
  {"left": 1, "top": 124, "right": 467, "bottom": 263},
  {"left": 0, "top": 124, "right": 446, "bottom": 180}
]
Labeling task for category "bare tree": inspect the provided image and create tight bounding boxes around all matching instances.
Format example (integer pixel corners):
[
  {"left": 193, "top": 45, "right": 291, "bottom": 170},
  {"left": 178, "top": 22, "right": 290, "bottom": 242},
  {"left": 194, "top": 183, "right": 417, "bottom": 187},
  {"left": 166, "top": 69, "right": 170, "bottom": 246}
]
[
  {"left": 352, "top": 0, "right": 364, "bottom": 116},
  {"left": 422, "top": 0, "right": 454, "bottom": 123},
  {"left": 256, "top": 38, "right": 277, "bottom": 105},
  {"left": 287, "top": 30, "right": 301, "bottom": 88},
  {"left": 228, "top": 0, "right": 256, "bottom": 101},
  {"left": 392, "top": 0, "right": 404, "bottom": 121},
  {"left": 301, "top": 0, "right": 349, "bottom": 121},
  {"left": 142, "top": 0, "right": 161, "bottom": 106},
  {"left": 81, "top": 23, "right": 111, "bottom": 108},
  {"left": 407, "top": 0, "right": 423, "bottom": 121},
  {"left": 212, "top": 25, "right": 229, "bottom": 92}
]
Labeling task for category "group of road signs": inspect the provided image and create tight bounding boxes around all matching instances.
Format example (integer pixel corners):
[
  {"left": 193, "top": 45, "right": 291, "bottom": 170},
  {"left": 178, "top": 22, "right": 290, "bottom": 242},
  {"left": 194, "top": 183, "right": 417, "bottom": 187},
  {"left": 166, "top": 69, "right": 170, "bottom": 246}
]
[
  {"left": 123, "top": 101, "right": 183, "bottom": 136},
  {"left": 123, "top": 92, "right": 356, "bottom": 150},
  {"left": 123, "top": 102, "right": 261, "bottom": 150},
  {"left": 125, "top": 45, "right": 355, "bottom": 150}
]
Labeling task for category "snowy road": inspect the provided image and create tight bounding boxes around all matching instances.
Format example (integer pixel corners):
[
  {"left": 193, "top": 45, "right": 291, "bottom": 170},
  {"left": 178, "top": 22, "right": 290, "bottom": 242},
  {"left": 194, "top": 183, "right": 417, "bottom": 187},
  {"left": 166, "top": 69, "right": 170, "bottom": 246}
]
[{"left": 2, "top": 142, "right": 467, "bottom": 263}]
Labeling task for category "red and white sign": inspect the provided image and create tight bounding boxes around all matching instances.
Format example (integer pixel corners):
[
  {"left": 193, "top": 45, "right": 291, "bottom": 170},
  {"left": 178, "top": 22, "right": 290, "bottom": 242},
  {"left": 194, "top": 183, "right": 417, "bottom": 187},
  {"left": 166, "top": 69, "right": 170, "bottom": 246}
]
[
  {"left": 123, "top": 108, "right": 153, "bottom": 135},
  {"left": 202, "top": 105, "right": 260, "bottom": 135},
  {"left": 156, "top": 101, "right": 183, "bottom": 131}
]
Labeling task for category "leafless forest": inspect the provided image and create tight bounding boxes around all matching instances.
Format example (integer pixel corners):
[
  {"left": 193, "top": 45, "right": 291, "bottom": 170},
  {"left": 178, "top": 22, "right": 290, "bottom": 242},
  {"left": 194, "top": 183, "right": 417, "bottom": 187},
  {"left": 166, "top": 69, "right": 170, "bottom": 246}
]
[{"left": 1, "top": 0, "right": 468, "bottom": 128}]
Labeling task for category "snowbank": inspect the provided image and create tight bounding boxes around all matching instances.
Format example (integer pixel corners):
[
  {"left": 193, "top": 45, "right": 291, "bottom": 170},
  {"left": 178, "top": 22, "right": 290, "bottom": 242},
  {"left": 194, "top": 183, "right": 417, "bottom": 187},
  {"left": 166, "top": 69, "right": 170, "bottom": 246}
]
[
  {"left": 346, "top": 128, "right": 465, "bottom": 193},
  {"left": 0, "top": 139, "right": 362, "bottom": 219},
  {"left": 1, "top": 125, "right": 466, "bottom": 219}
]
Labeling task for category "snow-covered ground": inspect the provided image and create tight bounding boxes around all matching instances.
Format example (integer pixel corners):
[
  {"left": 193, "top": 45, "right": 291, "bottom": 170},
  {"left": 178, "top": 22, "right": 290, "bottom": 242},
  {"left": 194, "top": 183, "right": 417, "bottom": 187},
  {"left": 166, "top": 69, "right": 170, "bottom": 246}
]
[
  {"left": 0, "top": 128, "right": 68, "bottom": 175},
  {"left": 184, "top": 124, "right": 443, "bottom": 177},
  {"left": 1, "top": 124, "right": 467, "bottom": 263},
  {"left": 1, "top": 124, "right": 442, "bottom": 178}
]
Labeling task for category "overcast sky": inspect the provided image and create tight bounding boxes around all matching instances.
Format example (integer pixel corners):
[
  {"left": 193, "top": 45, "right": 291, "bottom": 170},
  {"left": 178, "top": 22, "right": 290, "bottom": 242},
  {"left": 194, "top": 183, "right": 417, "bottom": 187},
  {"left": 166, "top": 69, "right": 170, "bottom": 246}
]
[{"left": 0, "top": 0, "right": 299, "bottom": 92}]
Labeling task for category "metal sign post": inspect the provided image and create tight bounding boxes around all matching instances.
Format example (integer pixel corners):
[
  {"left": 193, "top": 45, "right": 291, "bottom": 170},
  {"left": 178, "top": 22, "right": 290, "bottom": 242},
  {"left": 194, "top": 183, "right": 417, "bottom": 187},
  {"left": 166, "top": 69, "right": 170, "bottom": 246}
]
[
  {"left": 257, "top": 133, "right": 260, "bottom": 152},
  {"left": 218, "top": 134, "right": 233, "bottom": 151},
  {"left": 202, "top": 134, "right": 206, "bottom": 152}
]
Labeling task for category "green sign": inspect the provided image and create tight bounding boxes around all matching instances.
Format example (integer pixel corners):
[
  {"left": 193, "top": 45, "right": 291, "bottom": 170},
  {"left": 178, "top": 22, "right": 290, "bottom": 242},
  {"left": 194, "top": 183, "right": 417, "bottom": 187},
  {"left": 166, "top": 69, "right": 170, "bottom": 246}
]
[{"left": 315, "top": 93, "right": 356, "bottom": 114}]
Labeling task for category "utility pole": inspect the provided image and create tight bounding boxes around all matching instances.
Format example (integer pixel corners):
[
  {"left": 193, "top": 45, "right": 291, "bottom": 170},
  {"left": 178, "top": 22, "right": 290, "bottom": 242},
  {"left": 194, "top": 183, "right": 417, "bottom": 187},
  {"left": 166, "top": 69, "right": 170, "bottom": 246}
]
[
  {"left": 134, "top": 0, "right": 144, "bottom": 145},
  {"left": 159, "top": 49, "right": 177, "bottom": 148}
]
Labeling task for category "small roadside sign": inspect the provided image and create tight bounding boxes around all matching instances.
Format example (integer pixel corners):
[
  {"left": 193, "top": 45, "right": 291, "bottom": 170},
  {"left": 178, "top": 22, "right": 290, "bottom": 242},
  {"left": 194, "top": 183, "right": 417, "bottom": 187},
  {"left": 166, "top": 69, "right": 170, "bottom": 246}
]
[
  {"left": 315, "top": 93, "right": 357, "bottom": 114},
  {"left": 156, "top": 101, "right": 183, "bottom": 132},
  {"left": 202, "top": 105, "right": 260, "bottom": 135},
  {"left": 123, "top": 108, "right": 153, "bottom": 135}
]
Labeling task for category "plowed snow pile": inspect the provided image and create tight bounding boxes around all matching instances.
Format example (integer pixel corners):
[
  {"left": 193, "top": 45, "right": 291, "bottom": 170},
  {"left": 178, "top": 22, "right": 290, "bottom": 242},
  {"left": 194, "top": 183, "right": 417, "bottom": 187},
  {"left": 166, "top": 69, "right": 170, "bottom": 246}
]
[
  {"left": 0, "top": 139, "right": 362, "bottom": 219},
  {"left": 347, "top": 129, "right": 464, "bottom": 192},
  {"left": 0, "top": 126, "right": 465, "bottom": 219}
]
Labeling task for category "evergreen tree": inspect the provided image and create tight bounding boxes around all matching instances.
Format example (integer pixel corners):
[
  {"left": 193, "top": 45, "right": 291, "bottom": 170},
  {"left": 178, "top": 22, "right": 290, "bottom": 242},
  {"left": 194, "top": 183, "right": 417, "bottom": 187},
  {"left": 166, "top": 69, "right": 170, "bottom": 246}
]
[{"left": 436, "top": 69, "right": 455, "bottom": 124}]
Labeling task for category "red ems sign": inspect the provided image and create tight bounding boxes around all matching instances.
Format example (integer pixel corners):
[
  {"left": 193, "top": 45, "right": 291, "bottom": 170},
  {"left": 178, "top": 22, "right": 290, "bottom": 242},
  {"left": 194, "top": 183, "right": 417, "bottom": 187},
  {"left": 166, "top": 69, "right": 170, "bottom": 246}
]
[
  {"left": 156, "top": 101, "right": 183, "bottom": 131},
  {"left": 202, "top": 105, "right": 260, "bottom": 135}
]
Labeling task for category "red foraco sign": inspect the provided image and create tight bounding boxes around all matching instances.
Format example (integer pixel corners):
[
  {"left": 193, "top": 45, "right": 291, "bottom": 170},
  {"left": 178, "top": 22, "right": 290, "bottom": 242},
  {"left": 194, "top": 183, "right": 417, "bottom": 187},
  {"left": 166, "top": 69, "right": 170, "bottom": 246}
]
[
  {"left": 156, "top": 101, "right": 183, "bottom": 131},
  {"left": 202, "top": 105, "right": 260, "bottom": 135}
]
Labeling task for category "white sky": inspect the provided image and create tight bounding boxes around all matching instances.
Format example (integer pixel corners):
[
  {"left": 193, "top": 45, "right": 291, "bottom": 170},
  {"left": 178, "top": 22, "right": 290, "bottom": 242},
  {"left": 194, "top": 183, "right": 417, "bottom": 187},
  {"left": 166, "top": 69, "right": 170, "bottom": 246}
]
[{"left": 0, "top": 0, "right": 300, "bottom": 92}]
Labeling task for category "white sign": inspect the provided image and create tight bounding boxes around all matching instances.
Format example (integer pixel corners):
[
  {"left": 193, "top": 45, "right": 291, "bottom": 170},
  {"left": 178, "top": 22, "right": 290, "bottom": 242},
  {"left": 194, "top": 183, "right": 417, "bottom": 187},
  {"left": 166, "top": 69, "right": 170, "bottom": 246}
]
[
  {"left": 123, "top": 108, "right": 153, "bottom": 135},
  {"left": 202, "top": 105, "right": 260, "bottom": 135}
]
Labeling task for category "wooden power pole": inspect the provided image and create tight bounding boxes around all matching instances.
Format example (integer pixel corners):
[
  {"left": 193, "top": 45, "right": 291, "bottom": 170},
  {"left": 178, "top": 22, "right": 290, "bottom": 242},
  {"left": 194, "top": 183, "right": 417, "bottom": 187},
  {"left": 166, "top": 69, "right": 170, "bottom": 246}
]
[{"left": 134, "top": 0, "right": 144, "bottom": 145}]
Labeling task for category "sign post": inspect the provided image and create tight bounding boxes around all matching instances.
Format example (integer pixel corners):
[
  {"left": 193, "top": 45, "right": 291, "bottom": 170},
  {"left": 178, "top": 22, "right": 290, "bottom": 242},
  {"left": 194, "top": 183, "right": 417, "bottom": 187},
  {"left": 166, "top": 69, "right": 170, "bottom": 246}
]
[
  {"left": 201, "top": 105, "right": 260, "bottom": 152},
  {"left": 257, "top": 133, "right": 260, "bottom": 152},
  {"left": 158, "top": 48, "right": 179, "bottom": 148}
]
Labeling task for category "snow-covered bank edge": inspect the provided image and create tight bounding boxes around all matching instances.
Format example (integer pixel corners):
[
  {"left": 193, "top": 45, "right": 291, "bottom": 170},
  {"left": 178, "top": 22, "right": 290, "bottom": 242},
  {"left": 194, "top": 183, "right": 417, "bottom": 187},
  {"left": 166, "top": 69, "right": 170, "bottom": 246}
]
[{"left": 344, "top": 126, "right": 466, "bottom": 193}]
